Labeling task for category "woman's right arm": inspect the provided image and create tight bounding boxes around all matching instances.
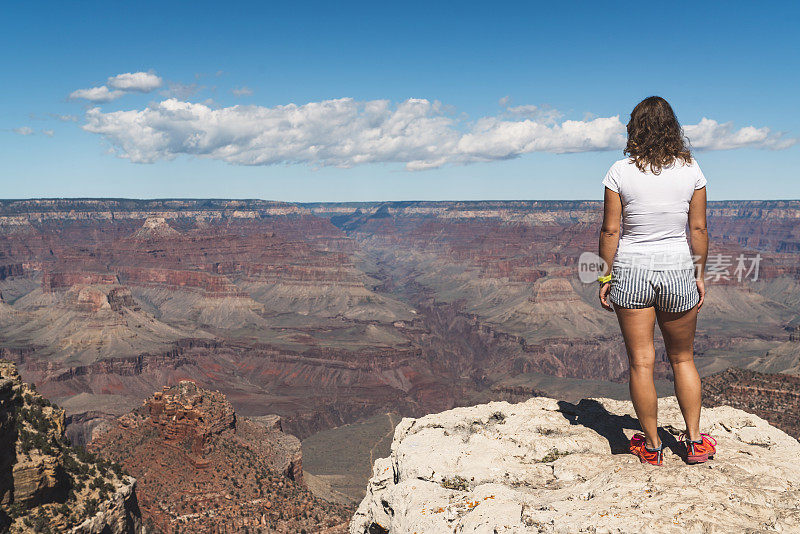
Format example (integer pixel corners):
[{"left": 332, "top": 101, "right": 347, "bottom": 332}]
[
  {"left": 688, "top": 186, "right": 708, "bottom": 309},
  {"left": 598, "top": 187, "right": 622, "bottom": 311}
]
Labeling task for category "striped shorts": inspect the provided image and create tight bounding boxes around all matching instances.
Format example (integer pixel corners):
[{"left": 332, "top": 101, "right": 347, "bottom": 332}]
[{"left": 609, "top": 266, "right": 700, "bottom": 313}]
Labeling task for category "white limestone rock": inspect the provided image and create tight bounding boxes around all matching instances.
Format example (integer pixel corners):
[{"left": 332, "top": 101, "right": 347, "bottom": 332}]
[{"left": 350, "top": 396, "right": 800, "bottom": 533}]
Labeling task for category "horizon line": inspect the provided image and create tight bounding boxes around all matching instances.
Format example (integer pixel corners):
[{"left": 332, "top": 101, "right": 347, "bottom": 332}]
[{"left": 2, "top": 197, "right": 800, "bottom": 204}]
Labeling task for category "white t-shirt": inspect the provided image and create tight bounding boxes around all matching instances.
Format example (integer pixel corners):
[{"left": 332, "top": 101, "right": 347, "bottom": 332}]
[{"left": 602, "top": 157, "right": 706, "bottom": 270}]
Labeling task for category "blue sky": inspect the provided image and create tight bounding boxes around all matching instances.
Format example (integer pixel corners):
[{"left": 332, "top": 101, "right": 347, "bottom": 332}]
[{"left": 1, "top": 1, "right": 798, "bottom": 201}]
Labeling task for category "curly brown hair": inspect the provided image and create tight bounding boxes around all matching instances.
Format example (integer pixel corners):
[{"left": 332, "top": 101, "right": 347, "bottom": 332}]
[{"left": 624, "top": 96, "right": 692, "bottom": 174}]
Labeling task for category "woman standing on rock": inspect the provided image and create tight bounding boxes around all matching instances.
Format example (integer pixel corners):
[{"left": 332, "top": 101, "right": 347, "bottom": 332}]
[{"left": 597, "top": 96, "right": 716, "bottom": 466}]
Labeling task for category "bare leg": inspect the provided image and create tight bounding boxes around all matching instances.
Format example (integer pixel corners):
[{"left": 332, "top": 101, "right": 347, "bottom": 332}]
[
  {"left": 614, "top": 306, "right": 660, "bottom": 449},
  {"left": 656, "top": 306, "right": 701, "bottom": 440}
]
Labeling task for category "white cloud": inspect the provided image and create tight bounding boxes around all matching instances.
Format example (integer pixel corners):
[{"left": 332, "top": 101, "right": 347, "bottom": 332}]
[
  {"left": 107, "top": 71, "right": 163, "bottom": 92},
  {"left": 69, "top": 71, "right": 162, "bottom": 102},
  {"left": 685, "top": 118, "right": 796, "bottom": 151},
  {"left": 232, "top": 86, "right": 253, "bottom": 97},
  {"left": 13, "top": 126, "right": 34, "bottom": 136},
  {"left": 80, "top": 97, "right": 797, "bottom": 170},
  {"left": 69, "top": 85, "right": 126, "bottom": 102},
  {"left": 42, "top": 129, "right": 54, "bottom": 137},
  {"left": 498, "top": 95, "right": 511, "bottom": 107}
]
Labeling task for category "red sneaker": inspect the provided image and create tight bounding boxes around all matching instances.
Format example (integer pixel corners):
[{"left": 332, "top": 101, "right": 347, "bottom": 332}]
[
  {"left": 679, "top": 433, "right": 716, "bottom": 464},
  {"left": 629, "top": 433, "right": 663, "bottom": 465}
]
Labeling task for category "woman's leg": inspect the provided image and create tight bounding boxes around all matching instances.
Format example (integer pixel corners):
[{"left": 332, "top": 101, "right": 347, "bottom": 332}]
[
  {"left": 656, "top": 306, "right": 701, "bottom": 440},
  {"left": 614, "top": 306, "right": 659, "bottom": 448}
]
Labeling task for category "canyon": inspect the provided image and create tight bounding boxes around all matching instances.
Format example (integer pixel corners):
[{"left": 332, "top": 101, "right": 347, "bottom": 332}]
[
  {"left": 0, "top": 198, "right": 799, "bottom": 511},
  {"left": 702, "top": 367, "right": 800, "bottom": 439}
]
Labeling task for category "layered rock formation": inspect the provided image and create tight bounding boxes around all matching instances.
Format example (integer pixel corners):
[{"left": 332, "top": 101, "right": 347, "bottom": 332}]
[
  {"left": 90, "top": 381, "right": 351, "bottom": 533},
  {"left": 63, "top": 284, "right": 140, "bottom": 313},
  {"left": 0, "top": 360, "right": 143, "bottom": 533},
  {"left": 2, "top": 282, "right": 200, "bottom": 365},
  {"left": 703, "top": 367, "right": 800, "bottom": 439},
  {"left": 351, "top": 396, "right": 800, "bottom": 533},
  {"left": 129, "top": 217, "right": 181, "bottom": 241},
  {"left": 42, "top": 271, "right": 120, "bottom": 292}
]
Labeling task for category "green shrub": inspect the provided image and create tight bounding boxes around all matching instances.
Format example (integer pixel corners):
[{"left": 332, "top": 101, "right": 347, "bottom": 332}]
[
  {"left": 84, "top": 498, "right": 98, "bottom": 517},
  {"left": 537, "top": 449, "right": 571, "bottom": 463},
  {"left": 440, "top": 475, "right": 470, "bottom": 491}
]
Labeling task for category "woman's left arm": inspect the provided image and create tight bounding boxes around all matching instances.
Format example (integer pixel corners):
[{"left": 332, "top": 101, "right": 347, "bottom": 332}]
[{"left": 598, "top": 187, "right": 622, "bottom": 311}]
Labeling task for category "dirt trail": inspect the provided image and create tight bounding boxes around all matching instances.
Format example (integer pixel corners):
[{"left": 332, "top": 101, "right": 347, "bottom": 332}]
[{"left": 368, "top": 412, "right": 397, "bottom": 470}]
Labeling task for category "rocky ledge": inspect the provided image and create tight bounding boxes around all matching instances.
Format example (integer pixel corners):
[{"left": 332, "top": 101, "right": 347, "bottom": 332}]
[
  {"left": 0, "top": 361, "right": 143, "bottom": 533},
  {"left": 350, "top": 396, "right": 800, "bottom": 533}
]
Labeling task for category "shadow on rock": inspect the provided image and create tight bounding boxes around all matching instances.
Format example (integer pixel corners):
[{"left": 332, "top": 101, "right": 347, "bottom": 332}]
[{"left": 557, "top": 399, "right": 682, "bottom": 456}]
